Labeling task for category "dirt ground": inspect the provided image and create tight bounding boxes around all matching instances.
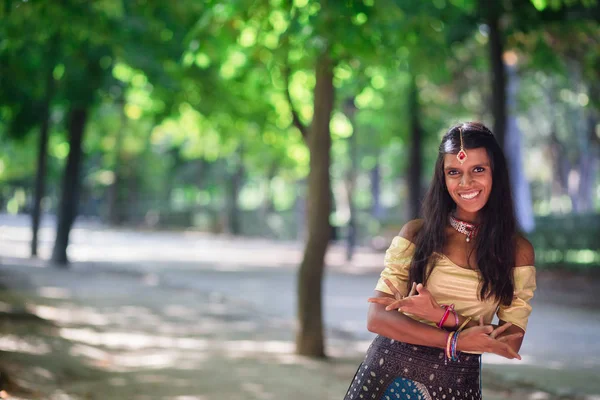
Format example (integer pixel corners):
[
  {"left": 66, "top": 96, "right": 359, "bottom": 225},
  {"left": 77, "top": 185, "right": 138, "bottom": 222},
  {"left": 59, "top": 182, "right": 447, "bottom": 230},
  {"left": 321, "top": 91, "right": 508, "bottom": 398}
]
[{"left": 1, "top": 218, "right": 599, "bottom": 400}]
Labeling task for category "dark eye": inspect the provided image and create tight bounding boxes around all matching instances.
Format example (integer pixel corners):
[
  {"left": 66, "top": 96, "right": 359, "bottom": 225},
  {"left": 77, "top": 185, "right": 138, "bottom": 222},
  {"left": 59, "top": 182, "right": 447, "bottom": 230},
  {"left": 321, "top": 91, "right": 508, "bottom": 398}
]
[
  {"left": 447, "top": 170, "right": 460, "bottom": 176},
  {"left": 474, "top": 167, "right": 485, "bottom": 173}
]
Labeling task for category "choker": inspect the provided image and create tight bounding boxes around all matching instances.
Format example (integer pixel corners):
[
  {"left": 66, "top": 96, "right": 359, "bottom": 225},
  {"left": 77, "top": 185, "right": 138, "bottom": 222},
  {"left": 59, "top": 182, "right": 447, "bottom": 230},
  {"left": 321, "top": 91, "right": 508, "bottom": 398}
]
[{"left": 449, "top": 215, "right": 478, "bottom": 242}]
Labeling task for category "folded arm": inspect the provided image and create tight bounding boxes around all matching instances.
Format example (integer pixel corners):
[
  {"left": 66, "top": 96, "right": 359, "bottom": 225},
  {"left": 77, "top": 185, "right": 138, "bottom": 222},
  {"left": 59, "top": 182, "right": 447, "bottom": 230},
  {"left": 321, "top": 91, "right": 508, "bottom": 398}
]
[{"left": 368, "top": 291, "right": 522, "bottom": 359}]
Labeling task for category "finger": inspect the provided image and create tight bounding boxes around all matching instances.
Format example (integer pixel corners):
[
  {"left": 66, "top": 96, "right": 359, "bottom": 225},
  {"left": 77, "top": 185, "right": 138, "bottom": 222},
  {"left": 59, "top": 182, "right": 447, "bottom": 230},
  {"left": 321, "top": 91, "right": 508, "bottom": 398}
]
[
  {"left": 415, "top": 283, "right": 428, "bottom": 296},
  {"left": 490, "top": 322, "right": 512, "bottom": 339},
  {"left": 497, "top": 333, "right": 524, "bottom": 343},
  {"left": 384, "top": 278, "right": 403, "bottom": 299},
  {"left": 469, "top": 325, "right": 493, "bottom": 335},
  {"left": 504, "top": 345, "right": 521, "bottom": 360},
  {"left": 473, "top": 324, "right": 494, "bottom": 334},
  {"left": 479, "top": 315, "right": 485, "bottom": 326},
  {"left": 385, "top": 300, "right": 405, "bottom": 311},
  {"left": 407, "top": 282, "right": 417, "bottom": 297},
  {"left": 367, "top": 298, "right": 394, "bottom": 305}
]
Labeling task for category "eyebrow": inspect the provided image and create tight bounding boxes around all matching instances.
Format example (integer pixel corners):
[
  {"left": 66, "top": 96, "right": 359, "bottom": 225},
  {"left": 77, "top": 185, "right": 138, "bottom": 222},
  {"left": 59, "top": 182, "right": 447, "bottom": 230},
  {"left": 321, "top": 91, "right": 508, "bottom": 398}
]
[{"left": 444, "top": 162, "right": 491, "bottom": 171}]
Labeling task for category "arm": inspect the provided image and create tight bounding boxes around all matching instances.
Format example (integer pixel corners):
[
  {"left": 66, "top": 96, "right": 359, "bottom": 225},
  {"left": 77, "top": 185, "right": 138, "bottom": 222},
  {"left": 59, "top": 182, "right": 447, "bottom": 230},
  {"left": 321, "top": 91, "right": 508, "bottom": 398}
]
[
  {"left": 369, "top": 283, "right": 482, "bottom": 331},
  {"left": 494, "top": 235, "right": 536, "bottom": 354},
  {"left": 367, "top": 290, "right": 449, "bottom": 348},
  {"left": 494, "top": 321, "right": 525, "bottom": 353},
  {"left": 369, "top": 220, "right": 521, "bottom": 358},
  {"left": 367, "top": 291, "right": 522, "bottom": 359}
]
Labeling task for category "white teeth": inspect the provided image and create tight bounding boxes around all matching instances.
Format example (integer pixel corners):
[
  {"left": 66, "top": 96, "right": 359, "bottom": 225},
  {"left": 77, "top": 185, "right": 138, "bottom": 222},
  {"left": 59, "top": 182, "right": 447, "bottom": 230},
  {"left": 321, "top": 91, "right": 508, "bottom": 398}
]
[{"left": 460, "top": 191, "right": 480, "bottom": 199}]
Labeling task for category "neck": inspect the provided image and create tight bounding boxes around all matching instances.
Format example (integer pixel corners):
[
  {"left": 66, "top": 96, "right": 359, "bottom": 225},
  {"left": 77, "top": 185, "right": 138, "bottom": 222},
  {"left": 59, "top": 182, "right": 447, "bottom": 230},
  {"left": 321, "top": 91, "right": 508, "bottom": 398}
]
[{"left": 453, "top": 210, "right": 479, "bottom": 224}]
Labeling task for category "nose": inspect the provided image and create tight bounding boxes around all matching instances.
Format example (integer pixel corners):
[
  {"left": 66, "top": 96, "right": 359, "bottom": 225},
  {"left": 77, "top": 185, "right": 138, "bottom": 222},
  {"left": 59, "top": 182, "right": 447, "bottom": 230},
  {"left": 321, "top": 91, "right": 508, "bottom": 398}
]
[{"left": 459, "top": 172, "right": 472, "bottom": 186}]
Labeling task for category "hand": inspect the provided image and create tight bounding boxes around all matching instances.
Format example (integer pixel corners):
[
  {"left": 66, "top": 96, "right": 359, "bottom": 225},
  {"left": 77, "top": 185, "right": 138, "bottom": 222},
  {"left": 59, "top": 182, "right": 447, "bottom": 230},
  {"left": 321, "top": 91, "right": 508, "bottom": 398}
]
[
  {"left": 370, "top": 283, "right": 443, "bottom": 323},
  {"left": 457, "top": 316, "right": 523, "bottom": 360},
  {"left": 367, "top": 279, "right": 416, "bottom": 308}
]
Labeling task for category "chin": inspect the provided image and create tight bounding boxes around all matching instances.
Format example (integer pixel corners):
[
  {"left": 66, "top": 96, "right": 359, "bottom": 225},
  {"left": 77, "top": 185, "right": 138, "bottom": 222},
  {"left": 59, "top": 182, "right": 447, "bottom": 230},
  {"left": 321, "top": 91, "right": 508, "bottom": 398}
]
[
  {"left": 453, "top": 199, "right": 487, "bottom": 214},
  {"left": 452, "top": 193, "right": 489, "bottom": 214},
  {"left": 461, "top": 204, "right": 485, "bottom": 214}
]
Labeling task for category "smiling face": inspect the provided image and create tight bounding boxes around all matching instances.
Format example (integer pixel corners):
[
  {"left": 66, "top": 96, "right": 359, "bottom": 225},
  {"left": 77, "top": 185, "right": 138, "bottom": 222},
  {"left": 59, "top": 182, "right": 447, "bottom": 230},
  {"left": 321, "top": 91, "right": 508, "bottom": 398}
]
[{"left": 443, "top": 147, "right": 493, "bottom": 222}]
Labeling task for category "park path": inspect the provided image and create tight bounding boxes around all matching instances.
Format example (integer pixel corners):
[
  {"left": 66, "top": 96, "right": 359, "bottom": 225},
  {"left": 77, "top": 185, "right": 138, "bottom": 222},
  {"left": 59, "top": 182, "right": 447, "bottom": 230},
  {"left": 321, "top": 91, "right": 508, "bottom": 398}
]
[{"left": 1, "top": 214, "right": 600, "bottom": 399}]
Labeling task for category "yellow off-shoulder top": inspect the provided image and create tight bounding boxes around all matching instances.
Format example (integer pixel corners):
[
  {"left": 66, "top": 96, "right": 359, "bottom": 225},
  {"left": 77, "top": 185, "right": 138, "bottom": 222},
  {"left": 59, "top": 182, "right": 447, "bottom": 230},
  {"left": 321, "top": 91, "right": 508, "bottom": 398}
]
[{"left": 375, "top": 236, "right": 537, "bottom": 331}]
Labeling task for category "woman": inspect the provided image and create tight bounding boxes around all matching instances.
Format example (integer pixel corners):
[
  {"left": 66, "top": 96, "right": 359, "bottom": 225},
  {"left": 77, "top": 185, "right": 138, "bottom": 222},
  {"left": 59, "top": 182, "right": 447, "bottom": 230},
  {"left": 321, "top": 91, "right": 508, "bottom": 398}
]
[{"left": 344, "top": 122, "right": 536, "bottom": 400}]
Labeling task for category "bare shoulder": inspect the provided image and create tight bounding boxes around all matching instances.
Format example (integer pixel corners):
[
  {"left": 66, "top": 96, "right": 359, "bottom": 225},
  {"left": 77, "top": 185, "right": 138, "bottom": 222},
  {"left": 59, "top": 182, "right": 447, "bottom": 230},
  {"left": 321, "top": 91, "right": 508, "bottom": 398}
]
[
  {"left": 398, "top": 219, "right": 424, "bottom": 242},
  {"left": 515, "top": 235, "right": 535, "bottom": 267}
]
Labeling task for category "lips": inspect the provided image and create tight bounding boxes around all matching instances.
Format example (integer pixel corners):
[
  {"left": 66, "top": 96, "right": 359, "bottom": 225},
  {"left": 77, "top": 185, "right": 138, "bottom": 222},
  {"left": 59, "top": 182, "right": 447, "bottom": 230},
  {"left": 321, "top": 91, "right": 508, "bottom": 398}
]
[{"left": 459, "top": 190, "right": 481, "bottom": 200}]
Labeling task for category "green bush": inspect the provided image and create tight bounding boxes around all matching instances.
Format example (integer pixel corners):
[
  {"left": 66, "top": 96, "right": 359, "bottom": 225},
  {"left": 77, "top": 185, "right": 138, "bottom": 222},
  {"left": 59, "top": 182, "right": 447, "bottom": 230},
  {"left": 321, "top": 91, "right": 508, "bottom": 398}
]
[{"left": 529, "top": 214, "right": 600, "bottom": 270}]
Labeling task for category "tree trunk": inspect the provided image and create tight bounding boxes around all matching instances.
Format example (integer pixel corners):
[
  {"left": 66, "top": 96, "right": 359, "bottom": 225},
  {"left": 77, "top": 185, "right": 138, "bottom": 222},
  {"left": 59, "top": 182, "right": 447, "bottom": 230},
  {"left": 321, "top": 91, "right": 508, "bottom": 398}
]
[
  {"left": 579, "top": 114, "right": 599, "bottom": 212},
  {"left": 31, "top": 35, "right": 59, "bottom": 257},
  {"left": 107, "top": 98, "right": 127, "bottom": 225},
  {"left": 30, "top": 66, "right": 56, "bottom": 258},
  {"left": 51, "top": 107, "right": 88, "bottom": 266},
  {"left": 261, "top": 160, "right": 278, "bottom": 221},
  {"left": 579, "top": 83, "right": 600, "bottom": 212},
  {"left": 549, "top": 128, "right": 571, "bottom": 199},
  {"left": 370, "top": 155, "right": 384, "bottom": 220},
  {"left": 344, "top": 97, "right": 358, "bottom": 262},
  {"left": 227, "top": 146, "right": 244, "bottom": 235},
  {"left": 505, "top": 64, "right": 534, "bottom": 232},
  {"left": 296, "top": 52, "right": 334, "bottom": 358},
  {"left": 295, "top": 181, "right": 306, "bottom": 241},
  {"left": 486, "top": 4, "right": 507, "bottom": 149},
  {"left": 408, "top": 75, "right": 423, "bottom": 220}
]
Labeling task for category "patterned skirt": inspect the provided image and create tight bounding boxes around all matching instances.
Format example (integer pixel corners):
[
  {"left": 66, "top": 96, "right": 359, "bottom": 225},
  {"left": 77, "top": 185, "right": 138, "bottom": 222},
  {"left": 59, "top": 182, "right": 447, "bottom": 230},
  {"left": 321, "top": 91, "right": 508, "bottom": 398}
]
[{"left": 344, "top": 335, "right": 481, "bottom": 400}]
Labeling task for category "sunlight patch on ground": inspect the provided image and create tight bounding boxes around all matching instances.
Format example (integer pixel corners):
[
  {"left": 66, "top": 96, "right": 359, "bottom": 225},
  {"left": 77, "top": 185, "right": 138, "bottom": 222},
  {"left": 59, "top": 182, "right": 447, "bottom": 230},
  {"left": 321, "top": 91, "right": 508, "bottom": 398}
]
[
  {"left": 0, "top": 335, "right": 51, "bottom": 355},
  {"left": 69, "top": 343, "right": 111, "bottom": 363},
  {"left": 328, "top": 340, "right": 371, "bottom": 356},
  {"left": 112, "top": 352, "right": 179, "bottom": 369},
  {"left": 163, "top": 305, "right": 198, "bottom": 319},
  {"left": 0, "top": 301, "right": 12, "bottom": 312},
  {"left": 37, "top": 286, "right": 71, "bottom": 299},
  {"left": 0, "top": 224, "right": 383, "bottom": 270},
  {"left": 242, "top": 382, "right": 273, "bottom": 399},
  {"left": 484, "top": 354, "right": 600, "bottom": 370},
  {"left": 30, "top": 304, "right": 109, "bottom": 326},
  {"left": 59, "top": 327, "right": 297, "bottom": 356},
  {"left": 484, "top": 354, "right": 538, "bottom": 366},
  {"left": 221, "top": 340, "right": 294, "bottom": 357},
  {"left": 117, "top": 352, "right": 211, "bottom": 370},
  {"left": 60, "top": 328, "right": 210, "bottom": 350}
]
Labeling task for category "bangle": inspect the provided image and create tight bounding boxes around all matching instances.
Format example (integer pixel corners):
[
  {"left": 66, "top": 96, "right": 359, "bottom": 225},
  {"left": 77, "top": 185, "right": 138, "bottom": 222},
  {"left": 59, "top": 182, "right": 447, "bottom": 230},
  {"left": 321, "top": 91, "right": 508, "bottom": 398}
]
[
  {"left": 438, "top": 304, "right": 454, "bottom": 329},
  {"left": 457, "top": 316, "right": 472, "bottom": 333},
  {"left": 450, "top": 308, "right": 459, "bottom": 329},
  {"left": 451, "top": 330, "right": 460, "bottom": 361},
  {"left": 445, "top": 331, "right": 454, "bottom": 360}
]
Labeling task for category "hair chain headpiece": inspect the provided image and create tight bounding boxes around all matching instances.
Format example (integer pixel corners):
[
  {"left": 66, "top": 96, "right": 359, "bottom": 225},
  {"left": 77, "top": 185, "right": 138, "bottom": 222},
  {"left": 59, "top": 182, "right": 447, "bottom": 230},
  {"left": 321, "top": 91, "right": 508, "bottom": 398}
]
[{"left": 456, "top": 127, "right": 468, "bottom": 164}]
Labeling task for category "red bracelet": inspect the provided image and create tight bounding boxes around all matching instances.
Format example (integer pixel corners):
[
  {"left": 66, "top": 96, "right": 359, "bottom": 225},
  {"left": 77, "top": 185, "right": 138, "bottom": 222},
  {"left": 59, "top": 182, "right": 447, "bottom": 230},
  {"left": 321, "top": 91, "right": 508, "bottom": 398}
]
[
  {"left": 438, "top": 304, "right": 455, "bottom": 328},
  {"left": 450, "top": 308, "right": 459, "bottom": 329}
]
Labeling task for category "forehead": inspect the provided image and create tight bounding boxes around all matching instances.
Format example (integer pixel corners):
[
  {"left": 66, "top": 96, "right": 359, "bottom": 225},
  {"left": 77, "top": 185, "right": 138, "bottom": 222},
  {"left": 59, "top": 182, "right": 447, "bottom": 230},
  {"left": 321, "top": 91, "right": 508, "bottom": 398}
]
[{"left": 443, "top": 147, "right": 490, "bottom": 169}]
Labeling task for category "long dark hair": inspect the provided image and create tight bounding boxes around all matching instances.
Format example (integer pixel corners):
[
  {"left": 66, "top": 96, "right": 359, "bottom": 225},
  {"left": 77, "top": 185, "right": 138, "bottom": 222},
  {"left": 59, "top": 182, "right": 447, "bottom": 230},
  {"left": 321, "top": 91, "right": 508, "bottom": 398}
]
[{"left": 408, "top": 122, "right": 516, "bottom": 306}]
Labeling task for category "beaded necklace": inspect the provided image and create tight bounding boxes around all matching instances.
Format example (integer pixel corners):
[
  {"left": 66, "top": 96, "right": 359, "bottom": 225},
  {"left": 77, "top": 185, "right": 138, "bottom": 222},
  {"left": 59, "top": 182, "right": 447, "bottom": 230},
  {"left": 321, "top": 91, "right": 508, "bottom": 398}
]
[{"left": 448, "top": 215, "right": 478, "bottom": 242}]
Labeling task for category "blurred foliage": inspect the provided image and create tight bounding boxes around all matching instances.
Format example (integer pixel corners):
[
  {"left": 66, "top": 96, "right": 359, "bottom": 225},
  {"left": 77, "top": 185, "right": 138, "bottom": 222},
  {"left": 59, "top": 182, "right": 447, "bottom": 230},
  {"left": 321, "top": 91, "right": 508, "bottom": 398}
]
[
  {"left": 0, "top": 0, "right": 598, "bottom": 268},
  {"left": 530, "top": 214, "right": 600, "bottom": 270}
]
